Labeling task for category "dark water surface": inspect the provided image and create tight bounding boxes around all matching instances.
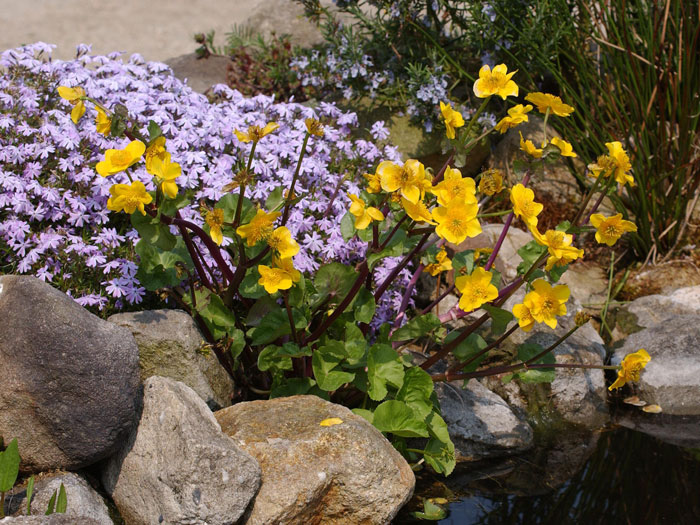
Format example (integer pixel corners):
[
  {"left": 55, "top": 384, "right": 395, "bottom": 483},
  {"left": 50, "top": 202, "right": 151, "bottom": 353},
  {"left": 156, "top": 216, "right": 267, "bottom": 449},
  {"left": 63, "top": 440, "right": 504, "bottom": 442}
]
[{"left": 398, "top": 428, "right": 700, "bottom": 524}]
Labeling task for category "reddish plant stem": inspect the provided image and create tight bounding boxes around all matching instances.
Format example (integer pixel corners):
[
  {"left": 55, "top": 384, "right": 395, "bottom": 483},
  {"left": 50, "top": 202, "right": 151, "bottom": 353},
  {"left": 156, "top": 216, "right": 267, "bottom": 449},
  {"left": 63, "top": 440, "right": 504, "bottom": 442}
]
[
  {"left": 392, "top": 263, "right": 425, "bottom": 331},
  {"left": 421, "top": 312, "right": 490, "bottom": 370},
  {"left": 421, "top": 282, "right": 455, "bottom": 315},
  {"left": 176, "top": 219, "right": 213, "bottom": 290},
  {"left": 446, "top": 323, "right": 518, "bottom": 374},
  {"left": 374, "top": 232, "right": 434, "bottom": 302},
  {"left": 379, "top": 214, "right": 408, "bottom": 250}
]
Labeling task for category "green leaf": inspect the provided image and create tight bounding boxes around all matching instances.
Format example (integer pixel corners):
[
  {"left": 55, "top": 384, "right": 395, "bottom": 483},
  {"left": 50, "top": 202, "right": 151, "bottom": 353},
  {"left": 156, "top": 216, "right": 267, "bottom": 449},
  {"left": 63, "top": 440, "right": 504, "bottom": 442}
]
[
  {"left": 265, "top": 186, "right": 285, "bottom": 211},
  {"left": 396, "top": 366, "right": 434, "bottom": 419},
  {"left": 147, "top": 120, "right": 162, "bottom": 141},
  {"left": 0, "top": 438, "right": 20, "bottom": 492},
  {"left": 229, "top": 329, "right": 246, "bottom": 360},
  {"left": 190, "top": 290, "right": 237, "bottom": 340},
  {"left": 56, "top": 483, "right": 67, "bottom": 513},
  {"left": 367, "top": 344, "right": 405, "bottom": 401},
  {"left": 412, "top": 498, "right": 447, "bottom": 520},
  {"left": 159, "top": 193, "right": 190, "bottom": 216},
  {"left": 257, "top": 345, "right": 293, "bottom": 372},
  {"left": 446, "top": 331, "right": 488, "bottom": 373},
  {"left": 518, "top": 368, "right": 556, "bottom": 383},
  {"left": 516, "top": 342, "right": 555, "bottom": 383},
  {"left": 313, "top": 263, "right": 358, "bottom": 305},
  {"left": 423, "top": 436, "right": 456, "bottom": 476},
  {"left": 548, "top": 263, "right": 569, "bottom": 283},
  {"left": 372, "top": 400, "right": 429, "bottom": 438},
  {"left": 452, "top": 250, "right": 475, "bottom": 276},
  {"left": 134, "top": 238, "right": 189, "bottom": 290},
  {"left": 244, "top": 296, "right": 279, "bottom": 327},
  {"left": 351, "top": 408, "right": 374, "bottom": 424},
  {"left": 312, "top": 342, "right": 355, "bottom": 391},
  {"left": 340, "top": 211, "right": 356, "bottom": 241},
  {"left": 270, "top": 377, "right": 316, "bottom": 398},
  {"left": 353, "top": 287, "right": 376, "bottom": 324},
  {"left": 390, "top": 314, "right": 441, "bottom": 342},
  {"left": 516, "top": 240, "right": 547, "bottom": 275},
  {"left": 109, "top": 113, "right": 126, "bottom": 137},
  {"left": 247, "top": 309, "right": 292, "bottom": 346},
  {"left": 26, "top": 475, "right": 35, "bottom": 515},
  {"left": 45, "top": 490, "right": 56, "bottom": 515},
  {"left": 482, "top": 304, "right": 513, "bottom": 336},
  {"left": 367, "top": 230, "right": 410, "bottom": 270},
  {"left": 288, "top": 273, "right": 306, "bottom": 307},
  {"left": 131, "top": 212, "right": 176, "bottom": 252},
  {"left": 344, "top": 323, "right": 367, "bottom": 365},
  {"left": 556, "top": 220, "right": 572, "bottom": 232},
  {"left": 215, "top": 193, "right": 255, "bottom": 224},
  {"left": 239, "top": 268, "right": 267, "bottom": 299}
]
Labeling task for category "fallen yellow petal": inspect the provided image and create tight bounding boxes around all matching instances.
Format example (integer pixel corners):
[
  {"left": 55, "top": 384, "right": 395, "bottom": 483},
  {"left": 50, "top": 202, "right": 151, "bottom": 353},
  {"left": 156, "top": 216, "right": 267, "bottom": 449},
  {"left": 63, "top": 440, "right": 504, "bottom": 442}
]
[
  {"left": 623, "top": 396, "right": 647, "bottom": 407},
  {"left": 642, "top": 404, "right": 662, "bottom": 414},
  {"left": 320, "top": 417, "right": 343, "bottom": 427}
]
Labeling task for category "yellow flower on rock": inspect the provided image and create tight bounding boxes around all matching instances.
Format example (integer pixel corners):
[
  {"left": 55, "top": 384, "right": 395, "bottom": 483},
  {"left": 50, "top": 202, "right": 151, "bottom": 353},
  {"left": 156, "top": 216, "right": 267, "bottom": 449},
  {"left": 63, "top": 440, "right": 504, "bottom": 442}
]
[
  {"left": 432, "top": 167, "right": 477, "bottom": 207},
  {"left": 95, "top": 107, "right": 111, "bottom": 136},
  {"left": 348, "top": 194, "right": 384, "bottom": 230},
  {"left": 363, "top": 172, "right": 382, "bottom": 194},
  {"left": 519, "top": 132, "right": 543, "bottom": 159},
  {"left": 440, "top": 101, "right": 465, "bottom": 139},
  {"left": 106, "top": 181, "right": 152, "bottom": 216},
  {"left": 510, "top": 184, "right": 543, "bottom": 228},
  {"left": 432, "top": 199, "right": 481, "bottom": 245},
  {"left": 455, "top": 267, "right": 498, "bottom": 312},
  {"left": 551, "top": 137, "right": 576, "bottom": 157},
  {"left": 478, "top": 169, "right": 505, "bottom": 196},
  {"left": 96, "top": 140, "right": 146, "bottom": 177},
  {"left": 524, "top": 92, "right": 574, "bottom": 117},
  {"left": 145, "top": 136, "right": 167, "bottom": 173},
  {"left": 206, "top": 208, "right": 225, "bottom": 245},
  {"left": 234, "top": 122, "right": 279, "bottom": 143},
  {"left": 401, "top": 197, "right": 435, "bottom": 224},
  {"left": 512, "top": 303, "right": 535, "bottom": 332},
  {"left": 304, "top": 118, "right": 324, "bottom": 137},
  {"left": 424, "top": 248, "right": 453, "bottom": 276},
  {"left": 473, "top": 64, "right": 518, "bottom": 99},
  {"left": 495, "top": 104, "right": 532, "bottom": 133},
  {"left": 57, "top": 86, "right": 86, "bottom": 124},
  {"left": 267, "top": 226, "right": 300, "bottom": 258},
  {"left": 523, "top": 279, "right": 570, "bottom": 329},
  {"left": 236, "top": 208, "right": 281, "bottom": 246},
  {"left": 609, "top": 349, "right": 651, "bottom": 391},
  {"left": 377, "top": 159, "right": 426, "bottom": 204},
  {"left": 590, "top": 213, "right": 637, "bottom": 246}
]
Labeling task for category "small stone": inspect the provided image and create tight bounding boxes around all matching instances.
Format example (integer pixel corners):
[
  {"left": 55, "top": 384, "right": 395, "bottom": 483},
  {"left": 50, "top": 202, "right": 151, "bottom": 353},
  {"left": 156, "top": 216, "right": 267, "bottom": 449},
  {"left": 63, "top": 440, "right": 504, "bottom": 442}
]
[{"left": 642, "top": 404, "right": 663, "bottom": 413}]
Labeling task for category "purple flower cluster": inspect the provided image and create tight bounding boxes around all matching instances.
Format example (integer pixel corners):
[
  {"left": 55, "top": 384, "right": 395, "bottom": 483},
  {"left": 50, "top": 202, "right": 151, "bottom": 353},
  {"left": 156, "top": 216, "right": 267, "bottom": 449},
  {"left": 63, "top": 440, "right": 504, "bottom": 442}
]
[{"left": 0, "top": 42, "right": 411, "bottom": 320}]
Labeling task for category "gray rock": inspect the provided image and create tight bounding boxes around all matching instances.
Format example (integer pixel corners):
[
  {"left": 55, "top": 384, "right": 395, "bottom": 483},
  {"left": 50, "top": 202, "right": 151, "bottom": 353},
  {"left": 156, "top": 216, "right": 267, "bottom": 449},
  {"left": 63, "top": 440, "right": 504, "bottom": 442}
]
[
  {"left": 108, "top": 309, "right": 235, "bottom": 410},
  {"left": 435, "top": 379, "right": 534, "bottom": 461},
  {"left": 615, "top": 411, "right": 700, "bottom": 448},
  {"left": 4, "top": 473, "right": 112, "bottom": 525},
  {"left": 102, "top": 376, "right": 260, "bottom": 525},
  {"left": 613, "top": 315, "right": 700, "bottom": 415},
  {"left": 0, "top": 516, "right": 102, "bottom": 524},
  {"left": 623, "top": 285, "right": 700, "bottom": 329},
  {"left": 215, "top": 395, "right": 415, "bottom": 525},
  {"left": 0, "top": 276, "right": 140, "bottom": 473},
  {"left": 166, "top": 53, "right": 230, "bottom": 94}
]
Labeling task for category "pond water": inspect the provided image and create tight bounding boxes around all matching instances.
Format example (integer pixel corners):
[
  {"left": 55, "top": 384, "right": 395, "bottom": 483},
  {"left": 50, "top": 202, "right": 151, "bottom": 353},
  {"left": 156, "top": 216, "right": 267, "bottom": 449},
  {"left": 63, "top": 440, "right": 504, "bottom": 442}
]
[{"left": 398, "top": 427, "right": 700, "bottom": 524}]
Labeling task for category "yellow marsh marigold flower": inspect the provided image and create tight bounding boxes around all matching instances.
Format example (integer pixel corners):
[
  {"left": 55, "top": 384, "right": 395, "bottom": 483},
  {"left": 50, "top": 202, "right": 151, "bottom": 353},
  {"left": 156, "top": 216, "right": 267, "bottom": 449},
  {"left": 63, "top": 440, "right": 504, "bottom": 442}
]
[
  {"left": 519, "top": 132, "right": 543, "bottom": 159},
  {"left": 523, "top": 279, "right": 570, "bottom": 329},
  {"left": 206, "top": 208, "right": 225, "bottom": 245},
  {"left": 495, "top": 104, "right": 533, "bottom": 133},
  {"left": 401, "top": 197, "right": 435, "bottom": 224},
  {"left": 510, "top": 184, "right": 543, "bottom": 228},
  {"left": 432, "top": 199, "right": 481, "bottom": 245},
  {"left": 363, "top": 172, "right": 382, "bottom": 194},
  {"left": 432, "top": 167, "right": 477, "bottom": 207},
  {"left": 106, "top": 181, "right": 152, "bottom": 216},
  {"left": 145, "top": 136, "right": 167, "bottom": 173},
  {"left": 473, "top": 64, "right": 518, "bottom": 99},
  {"left": 377, "top": 159, "right": 426, "bottom": 204},
  {"left": 348, "top": 194, "right": 384, "bottom": 230},
  {"left": 236, "top": 208, "right": 281, "bottom": 246},
  {"left": 234, "top": 122, "right": 279, "bottom": 143},
  {"left": 272, "top": 255, "right": 301, "bottom": 284},
  {"left": 149, "top": 152, "right": 181, "bottom": 199},
  {"left": 440, "top": 101, "right": 465, "bottom": 139},
  {"left": 530, "top": 226, "right": 584, "bottom": 270},
  {"left": 95, "top": 107, "right": 111, "bottom": 136},
  {"left": 550, "top": 137, "right": 576, "bottom": 157},
  {"left": 524, "top": 92, "right": 574, "bottom": 117},
  {"left": 590, "top": 213, "right": 637, "bottom": 246},
  {"left": 257, "top": 264, "right": 294, "bottom": 294},
  {"left": 424, "top": 247, "right": 453, "bottom": 276},
  {"left": 512, "top": 303, "right": 536, "bottom": 332},
  {"left": 455, "top": 267, "right": 499, "bottom": 312},
  {"left": 267, "top": 226, "right": 300, "bottom": 258},
  {"left": 588, "top": 141, "right": 634, "bottom": 186},
  {"left": 304, "top": 118, "right": 324, "bottom": 137},
  {"left": 609, "top": 349, "right": 651, "bottom": 391},
  {"left": 96, "top": 140, "right": 146, "bottom": 177},
  {"left": 57, "top": 86, "right": 86, "bottom": 124},
  {"left": 478, "top": 169, "right": 504, "bottom": 196}
]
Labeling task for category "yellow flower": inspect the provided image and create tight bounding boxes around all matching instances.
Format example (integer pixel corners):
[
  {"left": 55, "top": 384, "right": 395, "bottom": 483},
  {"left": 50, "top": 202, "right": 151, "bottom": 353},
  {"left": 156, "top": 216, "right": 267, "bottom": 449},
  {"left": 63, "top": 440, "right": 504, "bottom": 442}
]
[
  {"left": 272, "top": 255, "right": 301, "bottom": 284},
  {"left": 440, "top": 101, "right": 465, "bottom": 139},
  {"left": 519, "top": 131, "right": 543, "bottom": 158},
  {"left": 236, "top": 208, "right": 281, "bottom": 246},
  {"left": 424, "top": 247, "right": 453, "bottom": 276},
  {"left": 96, "top": 140, "right": 146, "bottom": 177},
  {"left": 106, "top": 181, "right": 152, "bottom": 215},
  {"left": 478, "top": 169, "right": 504, "bottom": 196},
  {"left": 304, "top": 118, "right": 324, "bottom": 137},
  {"left": 57, "top": 86, "right": 86, "bottom": 124},
  {"left": 510, "top": 184, "right": 543, "bottom": 228},
  {"left": 550, "top": 137, "right": 576, "bottom": 157},
  {"left": 95, "top": 107, "right": 111, "bottom": 136},
  {"left": 145, "top": 136, "right": 167, "bottom": 173},
  {"left": 495, "top": 104, "right": 533, "bottom": 133},
  {"left": 544, "top": 245, "right": 584, "bottom": 271},
  {"left": 512, "top": 303, "right": 535, "bottom": 332},
  {"left": 267, "top": 226, "right": 300, "bottom": 258},
  {"left": 523, "top": 279, "right": 570, "bottom": 329},
  {"left": 455, "top": 267, "right": 499, "bottom": 312},
  {"left": 432, "top": 167, "right": 477, "bottom": 207},
  {"left": 148, "top": 152, "right": 181, "bottom": 199},
  {"left": 590, "top": 213, "right": 637, "bottom": 246},
  {"left": 363, "top": 171, "right": 382, "bottom": 194},
  {"left": 473, "top": 64, "right": 518, "bottom": 99},
  {"left": 530, "top": 226, "right": 584, "bottom": 270},
  {"left": 524, "top": 92, "right": 574, "bottom": 117},
  {"left": 607, "top": 142, "right": 634, "bottom": 186},
  {"left": 234, "top": 122, "right": 279, "bottom": 143},
  {"left": 206, "top": 208, "right": 225, "bottom": 245},
  {"left": 258, "top": 264, "right": 294, "bottom": 294},
  {"left": 377, "top": 159, "right": 425, "bottom": 204},
  {"left": 401, "top": 197, "right": 435, "bottom": 224},
  {"left": 609, "top": 349, "right": 651, "bottom": 391},
  {"left": 319, "top": 417, "right": 343, "bottom": 427},
  {"left": 432, "top": 199, "right": 481, "bottom": 245},
  {"left": 348, "top": 193, "right": 384, "bottom": 230}
]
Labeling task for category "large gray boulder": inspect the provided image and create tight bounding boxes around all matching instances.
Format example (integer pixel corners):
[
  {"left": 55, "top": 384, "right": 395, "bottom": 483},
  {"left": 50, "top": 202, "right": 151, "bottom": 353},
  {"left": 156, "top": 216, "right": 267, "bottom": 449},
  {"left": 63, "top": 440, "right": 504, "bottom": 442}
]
[
  {"left": 109, "top": 309, "right": 235, "bottom": 410},
  {"left": 0, "top": 516, "right": 102, "bottom": 524},
  {"left": 102, "top": 376, "right": 260, "bottom": 525},
  {"left": 618, "top": 285, "right": 700, "bottom": 331},
  {"left": 0, "top": 276, "right": 140, "bottom": 473},
  {"left": 215, "top": 395, "right": 415, "bottom": 525}
]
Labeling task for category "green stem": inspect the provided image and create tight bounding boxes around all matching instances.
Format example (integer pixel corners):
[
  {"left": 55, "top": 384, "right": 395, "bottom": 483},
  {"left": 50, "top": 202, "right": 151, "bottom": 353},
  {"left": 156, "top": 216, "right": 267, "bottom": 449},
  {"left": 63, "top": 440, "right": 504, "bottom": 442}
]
[
  {"left": 283, "top": 291, "right": 298, "bottom": 344},
  {"left": 462, "top": 97, "right": 491, "bottom": 144},
  {"left": 233, "top": 142, "right": 257, "bottom": 229},
  {"left": 543, "top": 107, "right": 551, "bottom": 143},
  {"left": 282, "top": 132, "right": 311, "bottom": 225},
  {"left": 477, "top": 209, "right": 513, "bottom": 218}
]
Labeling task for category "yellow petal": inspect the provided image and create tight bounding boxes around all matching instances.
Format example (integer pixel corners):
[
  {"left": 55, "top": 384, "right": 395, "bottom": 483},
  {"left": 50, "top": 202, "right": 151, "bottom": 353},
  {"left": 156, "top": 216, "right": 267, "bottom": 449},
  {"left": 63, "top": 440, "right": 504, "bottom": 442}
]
[
  {"left": 642, "top": 404, "right": 662, "bottom": 414},
  {"left": 320, "top": 417, "right": 343, "bottom": 427}
]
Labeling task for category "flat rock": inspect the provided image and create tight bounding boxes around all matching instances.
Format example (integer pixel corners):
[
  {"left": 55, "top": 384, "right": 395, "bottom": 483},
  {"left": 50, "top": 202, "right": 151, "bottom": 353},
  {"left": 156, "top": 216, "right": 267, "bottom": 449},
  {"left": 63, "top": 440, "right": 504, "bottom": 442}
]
[
  {"left": 109, "top": 309, "right": 235, "bottom": 410},
  {"left": 102, "top": 376, "right": 260, "bottom": 525},
  {"left": 215, "top": 395, "right": 415, "bottom": 525},
  {"left": 621, "top": 285, "right": 700, "bottom": 330},
  {"left": 0, "top": 516, "right": 102, "bottom": 525},
  {"left": 615, "top": 411, "right": 700, "bottom": 448},
  {"left": 166, "top": 53, "right": 231, "bottom": 94},
  {"left": 613, "top": 315, "right": 700, "bottom": 415},
  {"left": 435, "top": 379, "right": 534, "bottom": 462},
  {"left": 0, "top": 276, "right": 140, "bottom": 473}
]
